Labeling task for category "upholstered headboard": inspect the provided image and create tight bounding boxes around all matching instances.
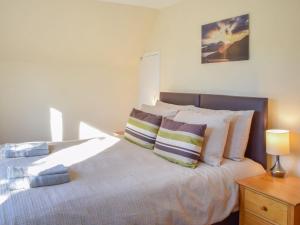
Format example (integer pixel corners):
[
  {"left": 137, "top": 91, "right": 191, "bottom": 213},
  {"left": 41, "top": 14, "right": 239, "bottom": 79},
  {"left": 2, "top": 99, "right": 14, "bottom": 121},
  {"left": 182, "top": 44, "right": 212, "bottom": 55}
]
[{"left": 160, "top": 92, "right": 268, "bottom": 168}]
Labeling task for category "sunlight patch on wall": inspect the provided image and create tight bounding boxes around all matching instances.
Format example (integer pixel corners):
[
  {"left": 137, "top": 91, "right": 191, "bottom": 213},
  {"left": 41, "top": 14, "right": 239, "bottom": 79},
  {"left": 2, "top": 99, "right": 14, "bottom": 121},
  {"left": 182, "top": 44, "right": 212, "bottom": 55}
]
[
  {"left": 79, "top": 122, "right": 108, "bottom": 140},
  {"left": 50, "top": 108, "right": 63, "bottom": 142}
]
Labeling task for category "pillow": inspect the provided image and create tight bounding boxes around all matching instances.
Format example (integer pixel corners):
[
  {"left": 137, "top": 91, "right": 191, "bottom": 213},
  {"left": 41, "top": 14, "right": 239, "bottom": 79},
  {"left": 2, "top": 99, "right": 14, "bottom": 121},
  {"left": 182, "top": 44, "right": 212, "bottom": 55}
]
[
  {"left": 189, "top": 107, "right": 254, "bottom": 161},
  {"left": 174, "top": 110, "right": 232, "bottom": 166},
  {"left": 140, "top": 104, "right": 178, "bottom": 118},
  {"left": 154, "top": 118, "right": 206, "bottom": 168},
  {"left": 124, "top": 108, "right": 162, "bottom": 149},
  {"left": 155, "top": 100, "right": 195, "bottom": 111}
]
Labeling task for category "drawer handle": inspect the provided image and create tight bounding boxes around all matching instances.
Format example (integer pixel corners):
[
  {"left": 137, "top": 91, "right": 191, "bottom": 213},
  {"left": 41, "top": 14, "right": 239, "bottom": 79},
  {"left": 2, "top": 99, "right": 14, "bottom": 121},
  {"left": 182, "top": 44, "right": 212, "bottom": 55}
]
[{"left": 261, "top": 206, "right": 268, "bottom": 212}]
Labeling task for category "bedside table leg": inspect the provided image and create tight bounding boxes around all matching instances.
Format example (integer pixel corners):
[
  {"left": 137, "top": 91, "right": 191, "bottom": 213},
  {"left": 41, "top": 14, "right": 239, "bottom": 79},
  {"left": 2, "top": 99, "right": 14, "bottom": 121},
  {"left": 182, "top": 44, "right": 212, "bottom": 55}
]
[{"left": 239, "top": 187, "right": 245, "bottom": 225}]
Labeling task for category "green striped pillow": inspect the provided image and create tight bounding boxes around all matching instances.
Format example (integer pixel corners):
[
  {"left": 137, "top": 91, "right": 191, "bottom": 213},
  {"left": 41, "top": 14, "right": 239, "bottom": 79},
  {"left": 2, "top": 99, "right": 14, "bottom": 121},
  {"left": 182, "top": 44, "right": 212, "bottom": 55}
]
[
  {"left": 154, "top": 118, "right": 207, "bottom": 168},
  {"left": 125, "top": 108, "right": 162, "bottom": 149}
]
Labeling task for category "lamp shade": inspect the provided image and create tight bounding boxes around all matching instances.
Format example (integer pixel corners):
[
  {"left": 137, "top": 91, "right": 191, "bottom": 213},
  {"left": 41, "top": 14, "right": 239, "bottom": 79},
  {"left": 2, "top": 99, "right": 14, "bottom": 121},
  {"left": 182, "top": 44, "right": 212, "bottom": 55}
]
[{"left": 266, "top": 129, "right": 290, "bottom": 156}]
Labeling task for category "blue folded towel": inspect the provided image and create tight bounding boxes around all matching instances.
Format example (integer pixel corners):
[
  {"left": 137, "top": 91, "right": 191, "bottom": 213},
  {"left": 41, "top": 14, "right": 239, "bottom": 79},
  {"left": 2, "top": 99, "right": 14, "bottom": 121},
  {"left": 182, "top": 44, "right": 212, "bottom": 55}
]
[
  {"left": 29, "top": 173, "right": 70, "bottom": 188},
  {"left": 1, "top": 142, "right": 49, "bottom": 158},
  {"left": 7, "top": 164, "right": 68, "bottom": 179},
  {"left": 9, "top": 173, "right": 70, "bottom": 190}
]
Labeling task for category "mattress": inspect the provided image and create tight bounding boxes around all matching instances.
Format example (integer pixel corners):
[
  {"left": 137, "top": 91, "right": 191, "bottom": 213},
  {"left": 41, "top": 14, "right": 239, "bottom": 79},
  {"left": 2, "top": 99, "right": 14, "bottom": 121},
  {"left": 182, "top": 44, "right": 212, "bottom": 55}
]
[{"left": 0, "top": 135, "right": 265, "bottom": 225}]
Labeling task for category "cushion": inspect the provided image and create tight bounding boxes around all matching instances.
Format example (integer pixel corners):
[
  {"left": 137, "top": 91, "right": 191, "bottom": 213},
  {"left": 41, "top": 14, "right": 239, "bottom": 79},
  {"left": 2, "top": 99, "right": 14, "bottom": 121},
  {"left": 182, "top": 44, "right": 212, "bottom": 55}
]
[
  {"left": 154, "top": 117, "right": 207, "bottom": 168},
  {"left": 155, "top": 100, "right": 195, "bottom": 111},
  {"left": 124, "top": 108, "right": 162, "bottom": 149},
  {"left": 190, "top": 107, "right": 254, "bottom": 161},
  {"left": 174, "top": 110, "right": 232, "bottom": 166},
  {"left": 140, "top": 104, "right": 178, "bottom": 118}
]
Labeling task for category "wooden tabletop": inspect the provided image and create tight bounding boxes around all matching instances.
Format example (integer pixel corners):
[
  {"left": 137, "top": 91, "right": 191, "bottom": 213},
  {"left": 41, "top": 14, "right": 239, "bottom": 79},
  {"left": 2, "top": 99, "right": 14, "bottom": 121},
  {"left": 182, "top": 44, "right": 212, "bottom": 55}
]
[{"left": 237, "top": 173, "right": 300, "bottom": 206}]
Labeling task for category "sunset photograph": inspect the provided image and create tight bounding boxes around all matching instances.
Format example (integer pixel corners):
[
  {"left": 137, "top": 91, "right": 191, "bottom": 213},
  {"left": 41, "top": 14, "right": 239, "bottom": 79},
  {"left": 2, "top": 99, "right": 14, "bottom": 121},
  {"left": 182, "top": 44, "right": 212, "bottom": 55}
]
[{"left": 202, "top": 14, "right": 249, "bottom": 63}]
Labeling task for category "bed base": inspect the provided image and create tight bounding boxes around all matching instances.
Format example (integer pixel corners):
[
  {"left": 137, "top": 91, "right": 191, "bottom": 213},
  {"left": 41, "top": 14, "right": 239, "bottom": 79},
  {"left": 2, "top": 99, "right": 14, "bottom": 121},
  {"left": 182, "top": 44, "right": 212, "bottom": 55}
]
[{"left": 213, "top": 211, "right": 239, "bottom": 225}]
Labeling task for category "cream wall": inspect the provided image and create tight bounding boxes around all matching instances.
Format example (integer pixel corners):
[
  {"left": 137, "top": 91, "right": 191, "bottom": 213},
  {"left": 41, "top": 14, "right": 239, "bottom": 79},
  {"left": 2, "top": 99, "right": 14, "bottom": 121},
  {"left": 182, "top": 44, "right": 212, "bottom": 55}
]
[
  {"left": 0, "top": 0, "right": 158, "bottom": 143},
  {"left": 146, "top": 0, "right": 300, "bottom": 175}
]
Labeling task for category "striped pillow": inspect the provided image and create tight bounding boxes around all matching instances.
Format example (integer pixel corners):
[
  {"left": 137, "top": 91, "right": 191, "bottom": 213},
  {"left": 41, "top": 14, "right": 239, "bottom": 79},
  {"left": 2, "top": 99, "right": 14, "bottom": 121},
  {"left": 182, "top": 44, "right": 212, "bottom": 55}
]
[
  {"left": 125, "top": 108, "right": 162, "bottom": 149},
  {"left": 154, "top": 118, "right": 207, "bottom": 168}
]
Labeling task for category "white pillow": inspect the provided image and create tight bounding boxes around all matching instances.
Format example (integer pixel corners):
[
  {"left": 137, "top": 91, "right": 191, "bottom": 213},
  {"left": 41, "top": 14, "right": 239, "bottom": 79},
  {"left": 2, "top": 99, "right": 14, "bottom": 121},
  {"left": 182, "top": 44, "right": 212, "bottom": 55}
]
[
  {"left": 140, "top": 104, "right": 178, "bottom": 118},
  {"left": 189, "top": 107, "right": 254, "bottom": 161},
  {"left": 155, "top": 100, "right": 195, "bottom": 111},
  {"left": 174, "top": 110, "right": 232, "bottom": 166}
]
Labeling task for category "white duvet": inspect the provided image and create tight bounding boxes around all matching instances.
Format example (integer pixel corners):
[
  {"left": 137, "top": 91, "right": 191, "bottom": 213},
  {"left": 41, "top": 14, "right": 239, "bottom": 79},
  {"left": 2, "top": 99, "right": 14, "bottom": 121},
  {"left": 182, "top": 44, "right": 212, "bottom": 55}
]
[{"left": 0, "top": 135, "right": 265, "bottom": 225}]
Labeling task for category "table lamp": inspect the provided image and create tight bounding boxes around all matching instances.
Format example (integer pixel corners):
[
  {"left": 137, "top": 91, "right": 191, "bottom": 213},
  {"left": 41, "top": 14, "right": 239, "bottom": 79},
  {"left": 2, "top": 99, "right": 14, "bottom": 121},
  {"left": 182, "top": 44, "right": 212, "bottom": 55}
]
[{"left": 266, "top": 129, "right": 290, "bottom": 178}]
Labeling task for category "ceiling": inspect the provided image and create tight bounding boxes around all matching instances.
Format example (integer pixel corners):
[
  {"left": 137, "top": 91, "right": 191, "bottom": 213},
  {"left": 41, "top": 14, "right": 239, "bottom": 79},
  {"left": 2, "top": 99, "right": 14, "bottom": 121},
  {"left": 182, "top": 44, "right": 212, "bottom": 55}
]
[{"left": 96, "top": 0, "right": 182, "bottom": 9}]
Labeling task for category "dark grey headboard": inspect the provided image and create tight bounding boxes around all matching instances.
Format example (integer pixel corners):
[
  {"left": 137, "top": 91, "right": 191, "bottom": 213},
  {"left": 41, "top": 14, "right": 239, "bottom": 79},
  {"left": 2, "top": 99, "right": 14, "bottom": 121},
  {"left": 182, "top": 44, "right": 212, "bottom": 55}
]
[{"left": 160, "top": 92, "right": 268, "bottom": 168}]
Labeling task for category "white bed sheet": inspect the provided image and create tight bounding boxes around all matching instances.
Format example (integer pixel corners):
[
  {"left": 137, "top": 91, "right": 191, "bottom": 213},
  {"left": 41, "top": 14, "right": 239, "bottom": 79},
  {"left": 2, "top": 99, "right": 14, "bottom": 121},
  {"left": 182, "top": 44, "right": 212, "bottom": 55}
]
[{"left": 0, "top": 135, "right": 265, "bottom": 225}]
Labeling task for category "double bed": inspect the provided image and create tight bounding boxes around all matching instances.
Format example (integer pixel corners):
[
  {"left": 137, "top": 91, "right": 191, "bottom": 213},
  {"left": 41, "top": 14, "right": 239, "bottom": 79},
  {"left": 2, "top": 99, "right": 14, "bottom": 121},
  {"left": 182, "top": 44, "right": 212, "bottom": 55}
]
[{"left": 0, "top": 92, "right": 268, "bottom": 225}]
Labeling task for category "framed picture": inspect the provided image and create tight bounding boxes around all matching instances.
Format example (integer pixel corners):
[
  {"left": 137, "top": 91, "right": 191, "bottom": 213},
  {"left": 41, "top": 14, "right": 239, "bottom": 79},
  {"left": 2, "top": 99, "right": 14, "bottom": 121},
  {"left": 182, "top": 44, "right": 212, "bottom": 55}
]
[{"left": 202, "top": 14, "right": 249, "bottom": 64}]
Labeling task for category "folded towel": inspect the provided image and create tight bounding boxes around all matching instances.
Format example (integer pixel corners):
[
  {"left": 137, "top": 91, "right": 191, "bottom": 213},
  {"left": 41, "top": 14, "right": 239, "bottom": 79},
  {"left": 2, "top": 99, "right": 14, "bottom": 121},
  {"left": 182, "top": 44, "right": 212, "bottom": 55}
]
[
  {"left": 7, "top": 164, "right": 68, "bottom": 179},
  {"left": 1, "top": 142, "right": 49, "bottom": 158},
  {"left": 2, "top": 142, "right": 48, "bottom": 151},
  {"left": 4, "top": 148, "right": 49, "bottom": 158},
  {"left": 9, "top": 173, "right": 70, "bottom": 190}
]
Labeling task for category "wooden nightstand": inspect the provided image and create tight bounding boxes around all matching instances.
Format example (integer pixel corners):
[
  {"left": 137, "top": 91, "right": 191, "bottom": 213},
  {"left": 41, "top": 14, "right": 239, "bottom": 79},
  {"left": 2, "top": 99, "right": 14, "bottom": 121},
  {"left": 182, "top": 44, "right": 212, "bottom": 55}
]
[{"left": 237, "top": 174, "right": 300, "bottom": 225}]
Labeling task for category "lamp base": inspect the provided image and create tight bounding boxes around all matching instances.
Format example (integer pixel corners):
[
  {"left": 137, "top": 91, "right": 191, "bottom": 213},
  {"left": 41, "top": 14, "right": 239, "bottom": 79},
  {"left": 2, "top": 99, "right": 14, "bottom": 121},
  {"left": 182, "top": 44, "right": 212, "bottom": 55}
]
[{"left": 270, "top": 155, "right": 286, "bottom": 178}]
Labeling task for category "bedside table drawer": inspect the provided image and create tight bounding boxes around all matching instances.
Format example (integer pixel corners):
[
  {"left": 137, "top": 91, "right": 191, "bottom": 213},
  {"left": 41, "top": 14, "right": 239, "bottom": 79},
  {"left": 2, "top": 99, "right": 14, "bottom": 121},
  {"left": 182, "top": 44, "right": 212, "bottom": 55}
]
[
  {"left": 242, "top": 211, "right": 273, "bottom": 225},
  {"left": 244, "top": 189, "right": 288, "bottom": 225}
]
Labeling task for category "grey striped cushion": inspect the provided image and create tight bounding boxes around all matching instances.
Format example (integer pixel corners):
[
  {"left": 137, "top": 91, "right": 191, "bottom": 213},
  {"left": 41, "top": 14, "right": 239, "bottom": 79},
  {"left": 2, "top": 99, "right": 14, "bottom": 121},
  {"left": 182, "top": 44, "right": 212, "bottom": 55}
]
[
  {"left": 154, "top": 118, "right": 206, "bottom": 168},
  {"left": 124, "top": 108, "right": 162, "bottom": 149}
]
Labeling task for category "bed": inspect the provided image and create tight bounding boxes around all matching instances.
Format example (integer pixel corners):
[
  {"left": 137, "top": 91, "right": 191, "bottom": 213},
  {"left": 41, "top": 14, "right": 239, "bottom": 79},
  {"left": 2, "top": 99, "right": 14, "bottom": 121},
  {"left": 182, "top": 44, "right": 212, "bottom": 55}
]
[
  {"left": 159, "top": 92, "right": 268, "bottom": 225},
  {"left": 0, "top": 92, "right": 268, "bottom": 225}
]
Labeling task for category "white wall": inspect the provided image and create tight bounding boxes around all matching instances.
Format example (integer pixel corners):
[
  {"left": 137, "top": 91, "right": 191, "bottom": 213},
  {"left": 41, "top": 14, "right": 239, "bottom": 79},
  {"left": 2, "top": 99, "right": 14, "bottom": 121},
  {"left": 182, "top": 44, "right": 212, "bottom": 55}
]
[
  {"left": 146, "top": 0, "right": 300, "bottom": 175},
  {"left": 1, "top": 0, "right": 300, "bottom": 176},
  {"left": 0, "top": 0, "right": 158, "bottom": 143}
]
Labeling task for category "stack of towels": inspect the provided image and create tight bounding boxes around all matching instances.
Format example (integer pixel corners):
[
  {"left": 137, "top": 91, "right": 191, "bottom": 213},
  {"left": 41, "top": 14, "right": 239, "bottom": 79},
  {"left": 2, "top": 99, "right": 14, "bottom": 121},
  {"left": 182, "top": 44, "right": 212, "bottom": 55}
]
[
  {"left": 7, "top": 164, "right": 70, "bottom": 190},
  {"left": 0, "top": 142, "right": 71, "bottom": 189},
  {"left": 1, "top": 142, "right": 49, "bottom": 158}
]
